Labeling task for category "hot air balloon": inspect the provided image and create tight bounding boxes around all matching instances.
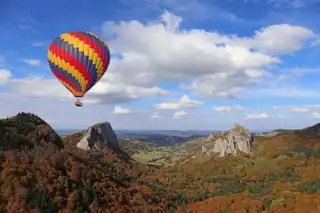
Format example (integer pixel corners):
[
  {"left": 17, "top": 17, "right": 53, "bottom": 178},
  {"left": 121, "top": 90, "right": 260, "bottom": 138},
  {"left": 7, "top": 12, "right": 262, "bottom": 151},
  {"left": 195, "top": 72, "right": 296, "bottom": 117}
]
[{"left": 47, "top": 31, "right": 111, "bottom": 107}]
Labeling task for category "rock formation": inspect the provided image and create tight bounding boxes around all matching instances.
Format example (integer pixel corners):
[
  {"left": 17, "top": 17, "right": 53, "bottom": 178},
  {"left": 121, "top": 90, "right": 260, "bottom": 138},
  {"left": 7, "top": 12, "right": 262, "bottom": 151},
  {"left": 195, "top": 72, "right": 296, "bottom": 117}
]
[
  {"left": 202, "top": 124, "right": 253, "bottom": 157},
  {"left": 76, "top": 122, "right": 120, "bottom": 151}
]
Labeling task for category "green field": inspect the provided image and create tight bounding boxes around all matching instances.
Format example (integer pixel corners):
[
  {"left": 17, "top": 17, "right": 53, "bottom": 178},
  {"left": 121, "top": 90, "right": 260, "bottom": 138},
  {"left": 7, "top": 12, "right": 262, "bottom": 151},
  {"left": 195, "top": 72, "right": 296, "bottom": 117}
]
[{"left": 131, "top": 145, "right": 190, "bottom": 166}]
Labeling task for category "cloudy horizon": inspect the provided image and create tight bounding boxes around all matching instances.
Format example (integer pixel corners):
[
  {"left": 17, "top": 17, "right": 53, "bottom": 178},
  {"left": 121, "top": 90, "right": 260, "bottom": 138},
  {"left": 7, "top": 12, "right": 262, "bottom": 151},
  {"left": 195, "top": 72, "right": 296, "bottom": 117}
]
[{"left": 1, "top": 0, "right": 320, "bottom": 131}]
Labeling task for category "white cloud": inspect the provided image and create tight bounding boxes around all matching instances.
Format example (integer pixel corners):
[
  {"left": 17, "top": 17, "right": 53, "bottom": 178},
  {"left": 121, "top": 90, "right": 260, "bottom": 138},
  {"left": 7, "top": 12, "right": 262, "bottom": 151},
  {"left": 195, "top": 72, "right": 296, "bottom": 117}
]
[
  {"left": 213, "top": 105, "right": 243, "bottom": 112},
  {"left": 277, "top": 114, "right": 286, "bottom": 119},
  {"left": 173, "top": 110, "right": 187, "bottom": 119},
  {"left": 274, "top": 105, "right": 320, "bottom": 112},
  {"left": 275, "top": 105, "right": 320, "bottom": 108},
  {"left": 311, "top": 112, "right": 320, "bottom": 119},
  {"left": 8, "top": 77, "right": 71, "bottom": 99},
  {"left": 249, "top": 87, "right": 320, "bottom": 98},
  {"left": 150, "top": 112, "right": 162, "bottom": 120},
  {"left": 0, "top": 69, "right": 12, "bottom": 85},
  {"left": 291, "top": 107, "right": 310, "bottom": 112},
  {"left": 266, "top": 0, "right": 320, "bottom": 8},
  {"left": 101, "top": 12, "right": 313, "bottom": 99},
  {"left": 244, "top": 69, "right": 265, "bottom": 78},
  {"left": 113, "top": 106, "right": 131, "bottom": 115},
  {"left": 6, "top": 74, "right": 167, "bottom": 104},
  {"left": 2, "top": 11, "right": 316, "bottom": 105},
  {"left": 244, "top": 0, "right": 320, "bottom": 8},
  {"left": 278, "top": 68, "right": 320, "bottom": 80},
  {"left": 247, "top": 24, "right": 314, "bottom": 55},
  {"left": 245, "top": 113, "right": 270, "bottom": 119},
  {"left": 155, "top": 95, "right": 203, "bottom": 110},
  {"left": 22, "top": 58, "right": 42, "bottom": 66},
  {"left": 182, "top": 71, "right": 267, "bottom": 98}
]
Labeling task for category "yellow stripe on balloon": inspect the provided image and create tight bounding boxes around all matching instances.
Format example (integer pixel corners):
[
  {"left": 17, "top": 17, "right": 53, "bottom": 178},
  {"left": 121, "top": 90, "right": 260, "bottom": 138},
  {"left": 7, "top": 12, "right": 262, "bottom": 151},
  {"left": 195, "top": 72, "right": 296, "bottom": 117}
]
[
  {"left": 57, "top": 34, "right": 92, "bottom": 91},
  {"left": 88, "top": 32, "right": 109, "bottom": 80},
  {"left": 59, "top": 33, "right": 103, "bottom": 78},
  {"left": 88, "top": 32, "right": 109, "bottom": 49},
  {"left": 59, "top": 79, "right": 77, "bottom": 95},
  {"left": 48, "top": 50, "right": 87, "bottom": 92}
]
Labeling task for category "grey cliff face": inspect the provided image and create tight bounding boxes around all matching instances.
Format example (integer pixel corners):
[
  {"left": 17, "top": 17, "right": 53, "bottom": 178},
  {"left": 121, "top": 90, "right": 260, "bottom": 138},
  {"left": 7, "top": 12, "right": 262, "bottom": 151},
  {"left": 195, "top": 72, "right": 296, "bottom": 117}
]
[
  {"left": 202, "top": 124, "right": 253, "bottom": 157},
  {"left": 76, "top": 122, "right": 120, "bottom": 151}
]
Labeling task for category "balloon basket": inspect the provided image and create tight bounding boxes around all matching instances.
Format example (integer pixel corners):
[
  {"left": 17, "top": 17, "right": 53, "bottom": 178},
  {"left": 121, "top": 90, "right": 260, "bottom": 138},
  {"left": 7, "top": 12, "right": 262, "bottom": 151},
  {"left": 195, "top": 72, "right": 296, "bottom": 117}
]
[{"left": 74, "top": 99, "right": 83, "bottom": 107}]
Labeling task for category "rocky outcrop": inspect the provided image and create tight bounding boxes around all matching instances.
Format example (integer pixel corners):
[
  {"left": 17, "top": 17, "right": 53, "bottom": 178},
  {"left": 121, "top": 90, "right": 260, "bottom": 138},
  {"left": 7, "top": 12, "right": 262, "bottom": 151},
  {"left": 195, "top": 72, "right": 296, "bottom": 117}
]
[
  {"left": 76, "top": 122, "right": 120, "bottom": 151},
  {"left": 202, "top": 124, "right": 253, "bottom": 157}
]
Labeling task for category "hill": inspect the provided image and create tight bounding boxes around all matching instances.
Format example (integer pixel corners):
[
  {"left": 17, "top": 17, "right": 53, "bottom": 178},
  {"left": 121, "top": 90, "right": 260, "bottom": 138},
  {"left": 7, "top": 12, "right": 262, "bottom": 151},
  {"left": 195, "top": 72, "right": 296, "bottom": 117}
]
[
  {"left": 119, "top": 139, "right": 158, "bottom": 155},
  {"left": 272, "top": 128, "right": 296, "bottom": 134},
  {"left": 135, "top": 124, "right": 320, "bottom": 212},
  {"left": 0, "top": 112, "right": 183, "bottom": 212},
  {"left": 3, "top": 114, "right": 320, "bottom": 212},
  {"left": 299, "top": 123, "right": 320, "bottom": 139},
  {"left": 0, "top": 112, "right": 64, "bottom": 151}
]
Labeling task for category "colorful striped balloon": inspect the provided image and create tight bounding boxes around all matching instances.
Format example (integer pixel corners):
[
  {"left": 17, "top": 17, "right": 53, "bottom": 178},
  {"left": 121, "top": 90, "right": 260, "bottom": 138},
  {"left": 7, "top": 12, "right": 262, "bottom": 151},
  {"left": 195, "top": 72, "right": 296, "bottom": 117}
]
[{"left": 47, "top": 31, "right": 110, "bottom": 106}]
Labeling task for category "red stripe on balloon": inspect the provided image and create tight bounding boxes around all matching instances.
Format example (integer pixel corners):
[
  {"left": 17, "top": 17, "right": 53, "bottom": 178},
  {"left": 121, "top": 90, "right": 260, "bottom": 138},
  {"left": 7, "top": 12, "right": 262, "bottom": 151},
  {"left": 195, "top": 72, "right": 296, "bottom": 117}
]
[
  {"left": 51, "top": 68, "right": 79, "bottom": 94},
  {"left": 50, "top": 42, "right": 92, "bottom": 91},
  {"left": 68, "top": 32, "right": 107, "bottom": 72}
]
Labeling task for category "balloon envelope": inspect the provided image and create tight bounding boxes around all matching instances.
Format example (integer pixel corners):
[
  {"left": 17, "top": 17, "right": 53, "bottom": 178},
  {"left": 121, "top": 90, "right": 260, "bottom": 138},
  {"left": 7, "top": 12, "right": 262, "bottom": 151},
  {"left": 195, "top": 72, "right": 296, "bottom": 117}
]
[{"left": 47, "top": 31, "right": 110, "bottom": 98}]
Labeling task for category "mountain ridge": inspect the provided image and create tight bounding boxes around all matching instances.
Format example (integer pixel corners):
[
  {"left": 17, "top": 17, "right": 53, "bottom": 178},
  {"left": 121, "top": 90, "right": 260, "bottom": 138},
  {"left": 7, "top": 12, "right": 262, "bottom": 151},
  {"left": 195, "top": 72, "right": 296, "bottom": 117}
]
[{"left": 2, "top": 112, "right": 320, "bottom": 212}]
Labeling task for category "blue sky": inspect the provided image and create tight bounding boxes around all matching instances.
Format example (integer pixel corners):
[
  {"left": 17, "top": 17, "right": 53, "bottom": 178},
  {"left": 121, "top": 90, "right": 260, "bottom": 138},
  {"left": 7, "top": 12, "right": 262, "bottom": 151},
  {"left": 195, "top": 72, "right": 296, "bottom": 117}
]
[{"left": 1, "top": 0, "right": 320, "bottom": 131}]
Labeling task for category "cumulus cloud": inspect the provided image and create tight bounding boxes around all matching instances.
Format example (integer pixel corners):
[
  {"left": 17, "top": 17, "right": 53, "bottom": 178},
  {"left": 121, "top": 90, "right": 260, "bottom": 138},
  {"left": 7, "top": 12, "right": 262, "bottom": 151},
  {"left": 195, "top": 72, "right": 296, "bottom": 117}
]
[
  {"left": 154, "top": 95, "right": 203, "bottom": 110},
  {"left": 0, "top": 69, "right": 12, "bottom": 85},
  {"left": 291, "top": 107, "right": 310, "bottom": 112},
  {"left": 150, "top": 112, "right": 162, "bottom": 120},
  {"left": 2, "top": 11, "right": 316, "bottom": 105},
  {"left": 8, "top": 77, "right": 71, "bottom": 99},
  {"left": 274, "top": 105, "right": 320, "bottom": 112},
  {"left": 22, "top": 58, "right": 42, "bottom": 66},
  {"left": 113, "top": 106, "right": 131, "bottom": 115},
  {"left": 248, "top": 24, "right": 314, "bottom": 55},
  {"left": 173, "top": 110, "right": 187, "bottom": 119},
  {"left": 6, "top": 74, "right": 167, "bottom": 104},
  {"left": 101, "top": 12, "right": 314, "bottom": 99},
  {"left": 245, "top": 113, "right": 270, "bottom": 119},
  {"left": 87, "top": 76, "right": 168, "bottom": 104},
  {"left": 213, "top": 105, "right": 243, "bottom": 112},
  {"left": 311, "top": 112, "right": 320, "bottom": 119}
]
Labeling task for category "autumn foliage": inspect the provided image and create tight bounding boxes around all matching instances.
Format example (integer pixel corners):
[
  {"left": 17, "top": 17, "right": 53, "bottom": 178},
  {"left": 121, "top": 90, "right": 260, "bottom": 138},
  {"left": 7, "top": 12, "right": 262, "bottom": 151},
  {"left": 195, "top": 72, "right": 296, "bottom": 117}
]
[{"left": 1, "top": 112, "right": 320, "bottom": 212}]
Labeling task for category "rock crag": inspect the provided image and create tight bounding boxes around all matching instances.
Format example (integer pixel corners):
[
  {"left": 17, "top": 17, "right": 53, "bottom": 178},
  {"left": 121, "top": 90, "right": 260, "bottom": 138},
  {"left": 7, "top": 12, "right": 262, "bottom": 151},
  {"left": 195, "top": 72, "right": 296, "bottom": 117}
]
[
  {"left": 76, "top": 122, "right": 120, "bottom": 151},
  {"left": 202, "top": 124, "right": 253, "bottom": 157}
]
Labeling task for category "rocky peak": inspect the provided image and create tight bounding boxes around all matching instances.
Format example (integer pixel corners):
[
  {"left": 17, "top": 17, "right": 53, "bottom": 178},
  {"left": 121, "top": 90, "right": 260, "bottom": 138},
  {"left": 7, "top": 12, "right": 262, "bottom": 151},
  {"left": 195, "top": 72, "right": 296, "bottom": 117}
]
[
  {"left": 76, "top": 122, "right": 120, "bottom": 151},
  {"left": 202, "top": 124, "right": 253, "bottom": 157}
]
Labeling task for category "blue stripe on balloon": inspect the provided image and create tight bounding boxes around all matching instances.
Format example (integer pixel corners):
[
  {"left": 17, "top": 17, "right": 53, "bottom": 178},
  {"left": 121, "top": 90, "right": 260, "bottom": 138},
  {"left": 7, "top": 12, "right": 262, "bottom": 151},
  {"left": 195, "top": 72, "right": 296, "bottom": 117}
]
[
  {"left": 54, "top": 36, "right": 98, "bottom": 91},
  {"left": 48, "top": 59, "right": 82, "bottom": 92},
  {"left": 83, "top": 32, "right": 110, "bottom": 66}
]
